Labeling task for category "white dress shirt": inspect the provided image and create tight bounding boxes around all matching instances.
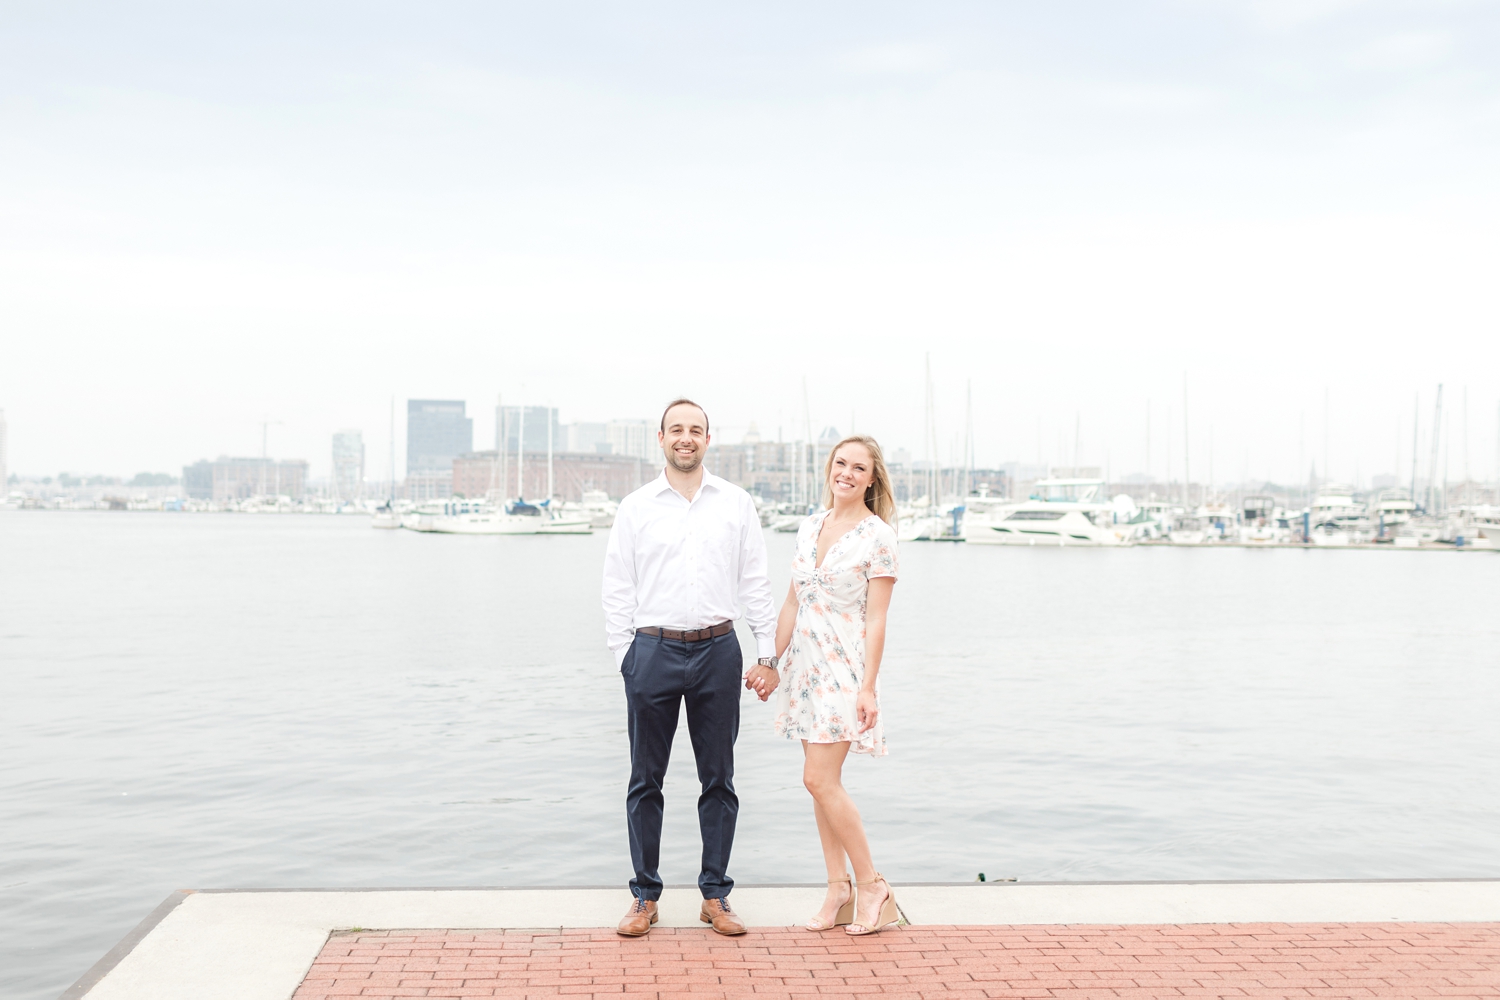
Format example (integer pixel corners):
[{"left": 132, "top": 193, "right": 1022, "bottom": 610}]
[{"left": 602, "top": 469, "right": 777, "bottom": 667}]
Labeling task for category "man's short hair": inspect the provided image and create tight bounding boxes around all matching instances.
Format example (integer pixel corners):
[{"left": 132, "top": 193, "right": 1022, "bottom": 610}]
[{"left": 660, "top": 398, "right": 709, "bottom": 434}]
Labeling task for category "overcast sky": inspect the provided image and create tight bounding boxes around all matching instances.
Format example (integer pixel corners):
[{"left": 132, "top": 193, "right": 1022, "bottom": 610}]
[{"left": 3, "top": 1, "right": 1498, "bottom": 486}]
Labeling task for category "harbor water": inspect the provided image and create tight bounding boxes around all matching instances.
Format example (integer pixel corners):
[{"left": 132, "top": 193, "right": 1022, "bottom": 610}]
[{"left": 3, "top": 511, "right": 1499, "bottom": 999}]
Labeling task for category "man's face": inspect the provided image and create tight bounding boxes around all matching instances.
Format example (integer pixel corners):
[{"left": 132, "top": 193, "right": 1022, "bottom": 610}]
[{"left": 659, "top": 404, "right": 710, "bottom": 473}]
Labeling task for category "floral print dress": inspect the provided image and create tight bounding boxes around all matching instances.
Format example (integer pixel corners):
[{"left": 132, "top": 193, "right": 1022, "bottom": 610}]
[{"left": 774, "top": 509, "right": 899, "bottom": 756}]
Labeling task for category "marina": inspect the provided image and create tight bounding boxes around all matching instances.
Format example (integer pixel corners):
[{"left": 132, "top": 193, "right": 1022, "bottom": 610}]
[{"left": 9, "top": 477, "right": 1496, "bottom": 552}]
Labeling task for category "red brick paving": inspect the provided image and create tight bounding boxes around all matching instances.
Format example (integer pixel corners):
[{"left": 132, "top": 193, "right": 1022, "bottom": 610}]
[{"left": 291, "top": 923, "right": 1500, "bottom": 999}]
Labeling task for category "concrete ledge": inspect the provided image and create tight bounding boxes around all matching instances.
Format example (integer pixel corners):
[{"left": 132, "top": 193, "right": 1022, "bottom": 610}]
[{"left": 72, "top": 880, "right": 1500, "bottom": 1000}]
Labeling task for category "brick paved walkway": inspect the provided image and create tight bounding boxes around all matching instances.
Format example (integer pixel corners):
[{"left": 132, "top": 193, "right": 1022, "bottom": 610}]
[{"left": 292, "top": 923, "right": 1500, "bottom": 999}]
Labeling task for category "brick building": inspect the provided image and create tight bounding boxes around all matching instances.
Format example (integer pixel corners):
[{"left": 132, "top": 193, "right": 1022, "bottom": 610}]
[
  {"left": 182, "top": 457, "right": 310, "bottom": 501},
  {"left": 454, "top": 451, "right": 655, "bottom": 501}
]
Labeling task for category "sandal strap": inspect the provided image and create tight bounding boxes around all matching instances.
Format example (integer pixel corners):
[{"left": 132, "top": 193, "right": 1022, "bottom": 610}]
[
  {"left": 828, "top": 875, "right": 852, "bottom": 885},
  {"left": 853, "top": 873, "right": 886, "bottom": 887}
]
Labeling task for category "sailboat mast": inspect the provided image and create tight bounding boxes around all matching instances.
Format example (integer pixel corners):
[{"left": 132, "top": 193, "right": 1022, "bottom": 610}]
[
  {"left": 1409, "top": 395, "right": 1419, "bottom": 503},
  {"left": 965, "top": 380, "right": 973, "bottom": 499},
  {"left": 497, "top": 395, "right": 507, "bottom": 503},
  {"left": 802, "top": 377, "right": 813, "bottom": 511},
  {"left": 1427, "top": 385, "right": 1443, "bottom": 512},
  {"left": 923, "top": 354, "right": 935, "bottom": 504},
  {"left": 1182, "top": 373, "right": 1190, "bottom": 508}
]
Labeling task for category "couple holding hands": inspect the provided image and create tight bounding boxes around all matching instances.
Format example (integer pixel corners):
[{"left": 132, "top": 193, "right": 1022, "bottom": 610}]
[{"left": 602, "top": 398, "right": 900, "bottom": 938}]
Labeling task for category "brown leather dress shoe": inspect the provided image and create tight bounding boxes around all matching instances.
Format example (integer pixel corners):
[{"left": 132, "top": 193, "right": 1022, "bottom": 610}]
[
  {"left": 699, "top": 897, "right": 747, "bottom": 935},
  {"left": 617, "top": 897, "right": 658, "bottom": 936}
]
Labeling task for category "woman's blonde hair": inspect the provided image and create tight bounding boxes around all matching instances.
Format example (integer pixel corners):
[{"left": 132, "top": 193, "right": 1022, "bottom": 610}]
[{"left": 821, "top": 435, "right": 897, "bottom": 526}]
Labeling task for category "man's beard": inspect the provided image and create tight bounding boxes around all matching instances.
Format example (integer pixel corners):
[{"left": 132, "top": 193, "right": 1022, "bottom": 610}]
[{"left": 667, "top": 448, "right": 703, "bottom": 473}]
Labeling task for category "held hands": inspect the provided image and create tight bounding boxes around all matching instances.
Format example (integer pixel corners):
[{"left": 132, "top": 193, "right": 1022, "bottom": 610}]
[
  {"left": 744, "top": 664, "right": 780, "bottom": 702},
  {"left": 855, "top": 689, "right": 879, "bottom": 733}
]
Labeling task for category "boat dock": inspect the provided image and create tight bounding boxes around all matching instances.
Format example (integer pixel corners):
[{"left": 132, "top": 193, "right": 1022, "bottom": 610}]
[{"left": 67, "top": 880, "right": 1500, "bottom": 999}]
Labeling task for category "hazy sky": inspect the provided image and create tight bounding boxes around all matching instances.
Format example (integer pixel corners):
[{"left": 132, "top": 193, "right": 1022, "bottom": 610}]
[{"left": 3, "top": 1, "right": 1498, "bottom": 486}]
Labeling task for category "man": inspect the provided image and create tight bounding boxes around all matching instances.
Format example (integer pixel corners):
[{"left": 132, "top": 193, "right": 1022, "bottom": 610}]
[{"left": 601, "top": 398, "right": 781, "bottom": 936}]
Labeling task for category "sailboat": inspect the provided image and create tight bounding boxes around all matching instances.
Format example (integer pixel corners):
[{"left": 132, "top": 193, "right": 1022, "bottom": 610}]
[{"left": 372, "top": 396, "right": 402, "bottom": 529}]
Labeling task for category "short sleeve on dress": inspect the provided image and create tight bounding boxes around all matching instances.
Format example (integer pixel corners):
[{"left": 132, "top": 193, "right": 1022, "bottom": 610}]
[{"left": 865, "top": 520, "right": 899, "bottom": 580}]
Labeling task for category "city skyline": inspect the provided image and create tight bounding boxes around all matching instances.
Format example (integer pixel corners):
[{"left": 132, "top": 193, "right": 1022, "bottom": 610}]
[{"left": 7, "top": 385, "right": 1499, "bottom": 502}]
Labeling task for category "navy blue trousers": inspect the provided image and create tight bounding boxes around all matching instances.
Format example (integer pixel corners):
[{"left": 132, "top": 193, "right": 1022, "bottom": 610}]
[{"left": 621, "top": 630, "right": 741, "bottom": 901}]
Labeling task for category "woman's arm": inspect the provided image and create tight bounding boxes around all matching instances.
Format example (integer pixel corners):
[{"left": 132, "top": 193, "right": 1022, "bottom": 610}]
[
  {"left": 856, "top": 576, "right": 895, "bottom": 732},
  {"left": 773, "top": 580, "right": 797, "bottom": 659},
  {"left": 747, "top": 582, "right": 798, "bottom": 701}
]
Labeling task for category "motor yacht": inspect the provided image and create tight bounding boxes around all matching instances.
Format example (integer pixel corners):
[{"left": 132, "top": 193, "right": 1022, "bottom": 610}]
[
  {"left": 963, "top": 479, "right": 1133, "bottom": 546},
  {"left": 1234, "top": 495, "right": 1281, "bottom": 544},
  {"left": 954, "top": 493, "right": 1020, "bottom": 544},
  {"left": 1295, "top": 484, "right": 1373, "bottom": 545},
  {"left": 1371, "top": 489, "right": 1416, "bottom": 537},
  {"left": 1309, "top": 484, "right": 1367, "bottom": 532}
]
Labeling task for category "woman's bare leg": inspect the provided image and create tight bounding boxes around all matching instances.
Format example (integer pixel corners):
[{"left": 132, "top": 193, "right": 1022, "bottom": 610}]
[
  {"left": 804, "top": 742, "right": 852, "bottom": 924},
  {"left": 802, "top": 741, "right": 887, "bottom": 927}
]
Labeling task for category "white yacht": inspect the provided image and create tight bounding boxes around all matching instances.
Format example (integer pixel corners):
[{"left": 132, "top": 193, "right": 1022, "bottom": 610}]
[
  {"left": 768, "top": 502, "right": 816, "bottom": 533},
  {"left": 524, "top": 499, "right": 594, "bottom": 534},
  {"left": 1451, "top": 505, "right": 1500, "bottom": 550},
  {"left": 1237, "top": 495, "right": 1287, "bottom": 544},
  {"left": 951, "top": 493, "right": 1017, "bottom": 543},
  {"left": 1371, "top": 489, "right": 1417, "bottom": 535},
  {"left": 371, "top": 502, "right": 402, "bottom": 530},
  {"left": 963, "top": 479, "right": 1134, "bottom": 546},
  {"left": 560, "top": 489, "right": 618, "bottom": 528},
  {"left": 1172, "top": 500, "right": 1239, "bottom": 544},
  {"left": 1310, "top": 484, "right": 1364, "bottom": 526},
  {"left": 404, "top": 498, "right": 592, "bottom": 535},
  {"left": 898, "top": 496, "right": 961, "bottom": 542},
  {"left": 1129, "top": 501, "right": 1177, "bottom": 541},
  {"left": 1307, "top": 484, "right": 1372, "bottom": 545}
]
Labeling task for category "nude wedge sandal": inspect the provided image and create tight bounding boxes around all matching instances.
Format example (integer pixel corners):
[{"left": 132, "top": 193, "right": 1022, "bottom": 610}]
[
  {"left": 806, "top": 875, "right": 855, "bottom": 930},
  {"left": 846, "top": 873, "right": 899, "bottom": 935}
]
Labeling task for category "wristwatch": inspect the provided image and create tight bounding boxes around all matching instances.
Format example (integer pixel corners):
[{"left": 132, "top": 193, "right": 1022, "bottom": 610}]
[{"left": 757, "top": 656, "right": 779, "bottom": 670}]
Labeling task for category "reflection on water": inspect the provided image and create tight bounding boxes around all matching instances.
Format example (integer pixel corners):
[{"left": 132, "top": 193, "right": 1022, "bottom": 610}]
[{"left": 2, "top": 512, "right": 1498, "bottom": 998}]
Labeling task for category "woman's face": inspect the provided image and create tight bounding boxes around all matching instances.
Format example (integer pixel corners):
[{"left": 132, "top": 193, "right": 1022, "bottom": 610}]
[{"left": 829, "top": 442, "right": 875, "bottom": 504}]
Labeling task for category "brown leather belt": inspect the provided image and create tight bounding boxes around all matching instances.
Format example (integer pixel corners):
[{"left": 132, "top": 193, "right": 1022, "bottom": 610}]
[{"left": 636, "top": 621, "right": 734, "bottom": 643}]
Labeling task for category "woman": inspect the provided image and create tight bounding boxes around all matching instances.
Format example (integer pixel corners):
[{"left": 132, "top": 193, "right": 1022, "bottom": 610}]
[{"left": 753, "top": 434, "right": 900, "bottom": 935}]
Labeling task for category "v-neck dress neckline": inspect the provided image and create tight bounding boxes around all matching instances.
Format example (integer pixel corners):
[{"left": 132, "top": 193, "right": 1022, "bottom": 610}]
[{"left": 814, "top": 508, "right": 878, "bottom": 570}]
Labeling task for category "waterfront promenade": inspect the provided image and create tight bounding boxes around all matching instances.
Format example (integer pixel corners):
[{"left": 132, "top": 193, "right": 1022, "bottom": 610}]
[{"left": 67, "top": 881, "right": 1500, "bottom": 999}]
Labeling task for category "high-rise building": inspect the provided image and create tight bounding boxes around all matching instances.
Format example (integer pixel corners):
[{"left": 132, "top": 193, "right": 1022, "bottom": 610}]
[
  {"left": 607, "top": 419, "right": 658, "bottom": 462},
  {"left": 0, "top": 408, "right": 8, "bottom": 492},
  {"left": 332, "top": 430, "right": 364, "bottom": 502},
  {"left": 407, "top": 400, "right": 472, "bottom": 475},
  {"left": 565, "top": 422, "right": 610, "bottom": 454},
  {"left": 495, "top": 405, "right": 561, "bottom": 453}
]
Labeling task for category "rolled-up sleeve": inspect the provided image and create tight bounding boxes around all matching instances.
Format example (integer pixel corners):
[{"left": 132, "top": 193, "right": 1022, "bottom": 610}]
[
  {"left": 601, "top": 502, "right": 638, "bottom": 667},
  {"left": 736, "top": 496, "right": 777, "bottom": 658}
]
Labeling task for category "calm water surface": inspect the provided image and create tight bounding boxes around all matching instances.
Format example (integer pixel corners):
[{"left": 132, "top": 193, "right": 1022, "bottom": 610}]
[{"left": 3, "top": 511, "right": 1498, "bottom": 998}]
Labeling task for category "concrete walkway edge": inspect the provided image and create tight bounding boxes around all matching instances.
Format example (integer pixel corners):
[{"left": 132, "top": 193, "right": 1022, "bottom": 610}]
[{"left": 68, "top": 880, "right": 1500, "bottom": 1000}]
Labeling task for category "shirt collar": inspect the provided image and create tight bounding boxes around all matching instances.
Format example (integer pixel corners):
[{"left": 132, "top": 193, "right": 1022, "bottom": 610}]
[{"left": 650, "top": 468, "right": 723, "bottom": 499}]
